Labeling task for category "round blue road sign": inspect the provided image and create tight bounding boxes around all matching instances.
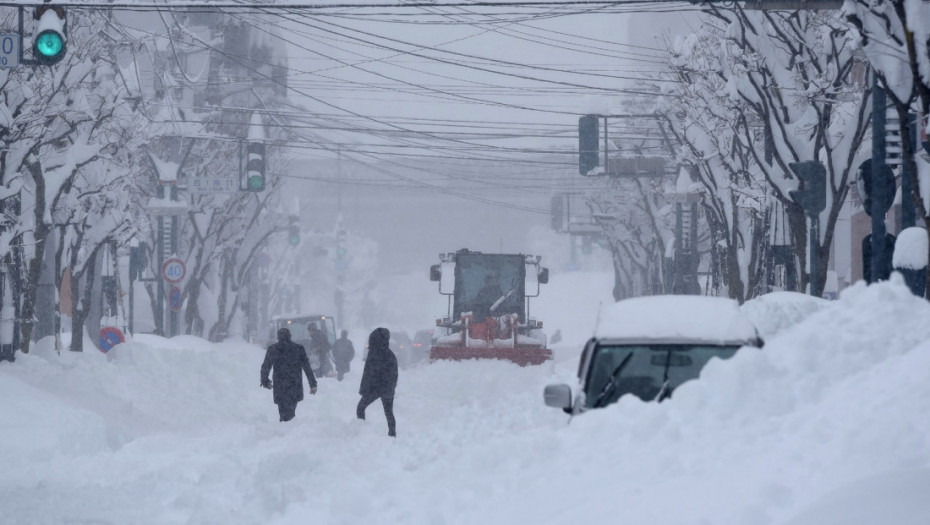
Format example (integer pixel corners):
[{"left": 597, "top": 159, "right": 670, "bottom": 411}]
[
  {"left": 99, "top": 326, "right": 125, "bottom": 353},
  {"left": 168, "top": 285, "right": 183, "bottom": 312}
]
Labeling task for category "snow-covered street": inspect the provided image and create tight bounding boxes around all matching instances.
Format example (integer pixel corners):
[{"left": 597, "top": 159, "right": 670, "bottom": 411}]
[{"left": 3, "top": 277, "right": 929, "bottom": 525}]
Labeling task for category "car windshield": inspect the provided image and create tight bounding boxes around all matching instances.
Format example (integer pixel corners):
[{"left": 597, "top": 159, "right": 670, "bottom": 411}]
[
  {"left": 452, "top": 253, "right": 525, "bottom": 319},
  {"left": 584, "top": 344, "right": 740, "bottom": 408}
]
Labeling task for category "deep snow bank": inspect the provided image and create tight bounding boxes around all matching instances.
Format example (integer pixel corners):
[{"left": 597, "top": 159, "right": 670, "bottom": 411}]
[
  {"left": 479, "top": 277, "right": 930, "bottom": 525},
  {"left": 740, "top": 290, "right": 832, "bottom": 339}
]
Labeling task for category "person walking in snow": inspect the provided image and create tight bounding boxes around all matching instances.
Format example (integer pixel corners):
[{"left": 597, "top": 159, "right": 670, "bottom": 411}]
[
  {"left": 308, "top": 324, "right": 334, "bottom": 378},
  {"left": 261, "top": 327, "right": 317, "bottom": 422},
  {"left": 357, "top": 327, "right": 398, "bottom": 437},
  {"left": 332, "top": 329, "right": 355, "bottom": 381}
]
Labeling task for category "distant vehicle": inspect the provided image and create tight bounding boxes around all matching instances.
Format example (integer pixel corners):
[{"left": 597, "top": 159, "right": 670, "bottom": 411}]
[
  {"left": 269, "top": 314, "right": 336, "bottom": 376},
  {"left": 391, "top": 331, "right": 413, "bottom": 368},
  {"left": 411, "top": 329, "right": 434, "bottom": 365},
  {"left": 544, "top": 295, "right": 762, "bottom": 414},
  {"left": 428, "top": 249, "right": 551, "bottom": 366}
]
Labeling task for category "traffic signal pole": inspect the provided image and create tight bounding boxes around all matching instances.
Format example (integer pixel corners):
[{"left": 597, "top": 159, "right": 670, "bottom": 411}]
[
  {"left": 809, "top": 215, "right": 820, "bottom": 296},
  {"left": 871, "top": 79, "right": 888, "bottom": 284}
]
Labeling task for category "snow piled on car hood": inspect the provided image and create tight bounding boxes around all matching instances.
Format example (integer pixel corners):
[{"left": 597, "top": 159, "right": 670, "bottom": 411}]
[{"left": 1, "top": 277, "right": 929, "bottom": 525}]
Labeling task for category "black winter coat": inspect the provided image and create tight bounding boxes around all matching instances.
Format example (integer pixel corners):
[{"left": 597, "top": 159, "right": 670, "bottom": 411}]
[
  {"left": 359, "top": 328, "right": 398, "bottom": 397},
  {"left": 261, "top": 339, "right": 317, "bottom": 405}
]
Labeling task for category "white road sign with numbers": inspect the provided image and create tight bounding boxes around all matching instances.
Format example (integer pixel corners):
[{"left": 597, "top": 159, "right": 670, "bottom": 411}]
[
  {"left": 189, "top": 177, "right": 237, "bottom": 194},
  {"left": 0, "top": 34, "right": 20, "bottom": 69},
  {"left": 161, "top": 258, "right": 186, "bottom": 283}
]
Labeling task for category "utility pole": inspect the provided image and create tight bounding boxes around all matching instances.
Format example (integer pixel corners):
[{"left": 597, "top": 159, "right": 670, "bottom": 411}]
[
  {"left": 169, "top": 194, "right": 179, "bottom": 337},
  {"left": 900, "top": 112, "right": 918, "bottom": 229},
  {"left": 871, "top": 80, "right": 889, "bottom": 283},
  {"left": 337, "top": 150, "right": 343, "bottom": 214}
]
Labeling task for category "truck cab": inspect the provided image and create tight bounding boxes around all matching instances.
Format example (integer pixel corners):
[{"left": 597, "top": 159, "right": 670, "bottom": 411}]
[{"left": 428, "top": 249, "right": 551, "bottom": 366}]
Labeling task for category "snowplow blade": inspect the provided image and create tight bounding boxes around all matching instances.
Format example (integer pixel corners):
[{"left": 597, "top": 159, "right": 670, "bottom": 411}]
[{"left": 429, "top": 345, "right": 552, "bottom": 366}]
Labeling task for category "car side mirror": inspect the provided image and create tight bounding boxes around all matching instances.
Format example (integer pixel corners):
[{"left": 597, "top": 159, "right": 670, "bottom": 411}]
[
  {"left": 544, "top": 383, "right": 572, "bottom": 410},
  {"left": 430, "top": 264, "right": 441, "bottom": 282},
  {"left": 538, "top": 267, "right": 549, "bottom": 284}
]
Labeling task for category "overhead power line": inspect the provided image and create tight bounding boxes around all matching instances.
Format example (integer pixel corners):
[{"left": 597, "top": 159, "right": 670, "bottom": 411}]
[{"left": 2, "top": 1, "right": 693, "bottom": 10}]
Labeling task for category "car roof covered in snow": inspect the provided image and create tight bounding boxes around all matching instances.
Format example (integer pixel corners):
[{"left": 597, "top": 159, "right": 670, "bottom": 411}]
[{"left": 594, "top": 295, "right": 760, "bottom": 345}]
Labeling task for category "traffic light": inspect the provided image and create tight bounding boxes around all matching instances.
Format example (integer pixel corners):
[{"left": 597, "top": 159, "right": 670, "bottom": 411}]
[
  {"left": 335, "top": 228, "right": 347, "bottom": 270},
  {"left": 33, "top": 6, "right": 66, "bottom": 66},
  {"left": 788, "top": 161, "right": 826, "bottom": 216},
  {"left": 287, "top": 216, "right": 300, "bottom": 246},
  {"left": 581, "top": 236, "right": 592, "bottom": 255},
  {"left": 245, "top": 142, "right": 265, "bottom": 192},
  {"left": 579, "top": 114, "right": 599, "bottom": 176},
  {"left": 856, "top": 159, "right": 896, "bottom": 217},
  {"left": 550, "top": 195, "right": 565, "bottom": 232},
  {"left": 129, "top": 244, "right": 147, "bottom": 280}
]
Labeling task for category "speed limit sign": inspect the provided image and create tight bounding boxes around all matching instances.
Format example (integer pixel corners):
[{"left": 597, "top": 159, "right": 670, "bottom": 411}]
[
  {"left": 0, "top": 34, "right": 20, "bottom": 69},
  {"left": 161, "top": 257, "right": 186, "bottom": 283}
]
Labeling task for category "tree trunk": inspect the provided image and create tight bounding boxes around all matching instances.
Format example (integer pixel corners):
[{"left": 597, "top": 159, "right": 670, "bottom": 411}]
[
  {"left": 18, "top": 228, "right": 53, "bottom": 354},
  {"left": 18, "top": 159, "right": 51, "bottom": 354},
  {"left": 70, "top": 248, "right": 100, "bottom": 353},
  {"left": 213, "top": 251, "right": 235, "bottom": 342},
  {"left": 786, "top": 204, "right": 808, "bottom": 294}
]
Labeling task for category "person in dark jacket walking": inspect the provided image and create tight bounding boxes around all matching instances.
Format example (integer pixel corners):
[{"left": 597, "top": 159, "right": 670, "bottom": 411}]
[
  {"left": 261, "top": 327, "right": 317, "bottom": 422},
  {"left": 332, "top": 329, "right": 355, "bottom": 381},
  {"left": 357, "top": 327, "right": 398, "bottom": 436},
  {"left": 308, "top": 325, "right": 334, "bottom": 378}
]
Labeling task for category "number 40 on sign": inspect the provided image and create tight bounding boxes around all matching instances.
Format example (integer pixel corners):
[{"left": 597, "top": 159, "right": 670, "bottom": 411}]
[{"left": 161, "top": 258, "right": 186, "bottom": 283}]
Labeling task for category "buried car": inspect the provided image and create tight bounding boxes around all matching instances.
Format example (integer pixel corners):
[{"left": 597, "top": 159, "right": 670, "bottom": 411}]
[{"left": 544, "top": 295, "right": 762, "bottom": 414}]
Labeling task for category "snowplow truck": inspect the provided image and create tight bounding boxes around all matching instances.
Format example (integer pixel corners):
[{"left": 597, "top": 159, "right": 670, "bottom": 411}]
[{"left": 428, "top": 249, "right": 551, "bottom": 366}]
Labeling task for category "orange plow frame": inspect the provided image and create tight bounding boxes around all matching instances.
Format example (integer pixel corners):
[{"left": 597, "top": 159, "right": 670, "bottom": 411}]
[{"left": 429, "top": 314, "right": 551, "bottom": 366}]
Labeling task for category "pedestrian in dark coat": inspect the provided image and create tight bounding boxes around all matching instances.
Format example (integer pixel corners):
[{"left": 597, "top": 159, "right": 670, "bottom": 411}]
[
  {"left": 332, "top": 329, "right": 355, "bottom": 381},
  {"left": 261, "top": 327, "right": 317, "bottom": 422},
  {"left": 308, "top": 325, "right": 334, "bottom": 378},
  {"left": 357, "top": 327, "right": 398, "bottom": 436}
]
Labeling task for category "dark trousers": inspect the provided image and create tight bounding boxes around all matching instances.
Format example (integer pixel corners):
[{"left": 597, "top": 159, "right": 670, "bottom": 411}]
[
  {"left": 277, "top": 400, "right": 297, "bottom": 422},
  {"left": 357, "top": 393, "right": 396, "bottom": 436}
]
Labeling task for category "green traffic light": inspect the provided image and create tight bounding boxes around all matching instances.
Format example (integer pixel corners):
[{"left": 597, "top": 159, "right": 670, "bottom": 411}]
[
  {"left": 247, "top": 175, "right": 264, "bottom": 190},
  {"left": 35, "top": 30, "right": 64, "bottom": 60}
]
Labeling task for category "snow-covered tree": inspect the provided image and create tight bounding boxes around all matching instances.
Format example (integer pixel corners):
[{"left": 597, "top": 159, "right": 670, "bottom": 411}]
[
  {"left": 846, "top": 0, "right": 930, "bottom": 296},
  {"left": 116, "top": 11, "right": 294, "bottom": 339},
  {"left": 661, "top": 31, "right": 774, "bottom": 302},
  {"left": 587, "top": 175, "right": 672, "bottom": 300},
  {"left": 663, "top": 7, "right": 871, "bottom": 296},
  {"left": 0, "top": 9, "right": 149, "bottom": 353}
]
